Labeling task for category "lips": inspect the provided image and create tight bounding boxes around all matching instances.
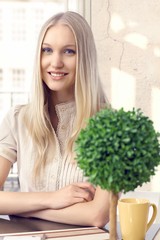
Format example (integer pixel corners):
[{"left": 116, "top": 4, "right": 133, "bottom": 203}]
[
  {"left": 48, "top": 72, "right": 68, "bottom": 77},
  {"left": 47, "top": 71, "right": 69, "bottom": 81}
]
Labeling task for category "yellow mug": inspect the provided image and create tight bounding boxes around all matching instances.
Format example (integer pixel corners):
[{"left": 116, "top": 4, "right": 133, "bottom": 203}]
[{"left": 118, "top": 198, "right": 157, "bottom": 240}]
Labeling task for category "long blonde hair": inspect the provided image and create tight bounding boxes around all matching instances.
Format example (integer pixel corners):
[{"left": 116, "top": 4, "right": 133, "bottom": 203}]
[{"left": 22, "top": 11, "right": 109, "bottom": 179}]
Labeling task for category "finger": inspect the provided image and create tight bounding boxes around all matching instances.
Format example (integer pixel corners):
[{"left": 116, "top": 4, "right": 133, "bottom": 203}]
[
  {"left": 73, "top": 187, "right": 94, "bottom": 201},
  {"left": 73, "top": 182, "right": 96, "bottom": 196},
  {"left": 72, "top": 197, "right": 86, "bottom": 204}
]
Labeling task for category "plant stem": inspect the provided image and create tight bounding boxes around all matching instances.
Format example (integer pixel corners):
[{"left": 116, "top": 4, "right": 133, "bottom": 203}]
[{"left": 109, "top": 191, "right": 118, "bottom": 240}]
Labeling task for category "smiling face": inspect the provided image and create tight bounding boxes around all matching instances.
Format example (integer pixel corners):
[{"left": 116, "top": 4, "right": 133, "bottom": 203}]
[{"left": 41, "top": 23, "right": 77, "bottom": 103}]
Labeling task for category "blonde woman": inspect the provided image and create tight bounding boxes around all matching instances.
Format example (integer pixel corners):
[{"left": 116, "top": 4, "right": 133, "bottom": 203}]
[{"left": 0, "top": 11, "right": 110, "bottom": 227}]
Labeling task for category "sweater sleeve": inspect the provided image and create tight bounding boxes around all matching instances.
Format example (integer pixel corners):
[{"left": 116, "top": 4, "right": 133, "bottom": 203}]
[{"left": 0, "top": 107, "right": 18, "bottom": 164}]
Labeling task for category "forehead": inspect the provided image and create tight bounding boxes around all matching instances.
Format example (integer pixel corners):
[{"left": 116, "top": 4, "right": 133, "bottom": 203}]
[{"left": 42, "top": 23, "right": 76, "bottom": 45}]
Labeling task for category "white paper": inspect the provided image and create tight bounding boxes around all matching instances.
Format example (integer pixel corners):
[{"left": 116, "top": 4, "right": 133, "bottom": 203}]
[
  {"left": 3, "top": 236, "right": 44, "bottom": 240},
  {"left": 0, "top": 215, "right": 10, "bottom": 220}
]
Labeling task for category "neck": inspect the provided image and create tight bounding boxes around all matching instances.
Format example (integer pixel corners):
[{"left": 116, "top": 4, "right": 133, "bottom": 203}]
[{"left": 48, "top": 91, "right": 75, "bottom": 106}]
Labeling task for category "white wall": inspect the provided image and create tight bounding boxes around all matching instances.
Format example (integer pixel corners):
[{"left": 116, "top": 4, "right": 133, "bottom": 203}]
[{"left": 91, "top": 0, "right": 160, "bottom": 191}]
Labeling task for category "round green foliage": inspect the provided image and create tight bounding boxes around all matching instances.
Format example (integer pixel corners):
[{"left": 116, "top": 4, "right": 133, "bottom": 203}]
[{"left": 75, "top": 108, "right": 160, "bottom": 194}]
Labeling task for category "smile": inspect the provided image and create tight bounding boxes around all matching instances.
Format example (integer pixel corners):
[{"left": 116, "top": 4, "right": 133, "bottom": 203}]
[{"left": 49, "top": 72, "right": 68, "bottom": 77}]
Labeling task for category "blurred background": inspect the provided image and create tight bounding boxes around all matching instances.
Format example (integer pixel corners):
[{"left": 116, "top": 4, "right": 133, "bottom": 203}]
[{"left": 0, "top": 0, "right": 160, "bottom": 192}]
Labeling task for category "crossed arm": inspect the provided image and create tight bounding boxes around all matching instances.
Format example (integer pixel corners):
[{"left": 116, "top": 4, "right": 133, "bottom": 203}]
[
  {"left": 17, "top": 186, "right": 110, "bottom": 227},
  {"left": 0, "top": 156, "right": 110, "bottom": 228}
]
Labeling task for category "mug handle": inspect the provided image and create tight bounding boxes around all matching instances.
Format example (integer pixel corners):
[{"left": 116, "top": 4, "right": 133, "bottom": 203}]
[{"left": 146, "top": 203, "right": 157, "bottom": 231}]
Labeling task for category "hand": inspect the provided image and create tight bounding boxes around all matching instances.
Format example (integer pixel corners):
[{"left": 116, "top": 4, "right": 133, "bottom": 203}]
[{"left": 48, "top": 182, "right": 96, "bottom": 210}]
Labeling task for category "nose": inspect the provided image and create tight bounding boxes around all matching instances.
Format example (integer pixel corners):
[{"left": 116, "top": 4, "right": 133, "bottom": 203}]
[{"left": 51, "top": 52, "right": 64, "bottom": 68}]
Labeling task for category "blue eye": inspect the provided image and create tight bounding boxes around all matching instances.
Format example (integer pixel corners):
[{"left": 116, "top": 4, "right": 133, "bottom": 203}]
[
  {"left": 42, "top": 47, "right": 53, "bottom": 54},
  {"left": 64, "top": 49, "right": 76, "bottom": 55}
]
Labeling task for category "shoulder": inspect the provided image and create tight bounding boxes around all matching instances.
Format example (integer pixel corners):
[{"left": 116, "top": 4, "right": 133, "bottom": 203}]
[
  {"left": 7, "top": 104, "right": 24, "bottom": 115},
  {"left": 2, "top": 104, "right": 27, "bottom": 127}
]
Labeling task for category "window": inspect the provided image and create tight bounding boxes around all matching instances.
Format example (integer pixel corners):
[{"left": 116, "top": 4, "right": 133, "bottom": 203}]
[
  {"left": 0, "top": 9, "right": 2, "bottom": 41},
  {"left": 11, "top": 68, "right": 25, "bottom": 91},
  {"left": 12, "top": 8, "right": 26, "bottom": 41},
  {"left": 0, "top": 69, "right": 3, "bottom": 87}
]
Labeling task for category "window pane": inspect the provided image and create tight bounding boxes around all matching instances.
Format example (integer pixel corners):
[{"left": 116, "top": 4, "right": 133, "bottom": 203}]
[{"left": 11, "top": 68, "right": 25, "bottom": 91}]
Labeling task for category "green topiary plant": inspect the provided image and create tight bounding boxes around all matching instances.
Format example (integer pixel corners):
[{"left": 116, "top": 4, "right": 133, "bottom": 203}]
[{"left": 75, "top": 107, "right": 160, "bottom": 240}]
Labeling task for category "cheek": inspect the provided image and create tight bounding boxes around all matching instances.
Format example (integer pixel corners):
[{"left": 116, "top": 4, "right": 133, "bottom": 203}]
[
  {"left": 40, "top": 59, "right": 47, "bottom": 80},
  {"left": 71, "top": 58, "right": 76, "bottom": 73},
  {"left": 41, "top": 56, "right": 49, "bottom": 70},
  {"left": 40, "top": 58, "right": 45, "bottom": 72},
  {"left": 40, "top": 58, "right": 44, "bottom": 72}
]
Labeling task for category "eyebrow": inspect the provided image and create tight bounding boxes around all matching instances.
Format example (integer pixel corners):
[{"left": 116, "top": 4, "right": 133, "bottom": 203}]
[{"left": 42, "top": 43, "right": 76, "bottom": 48}]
